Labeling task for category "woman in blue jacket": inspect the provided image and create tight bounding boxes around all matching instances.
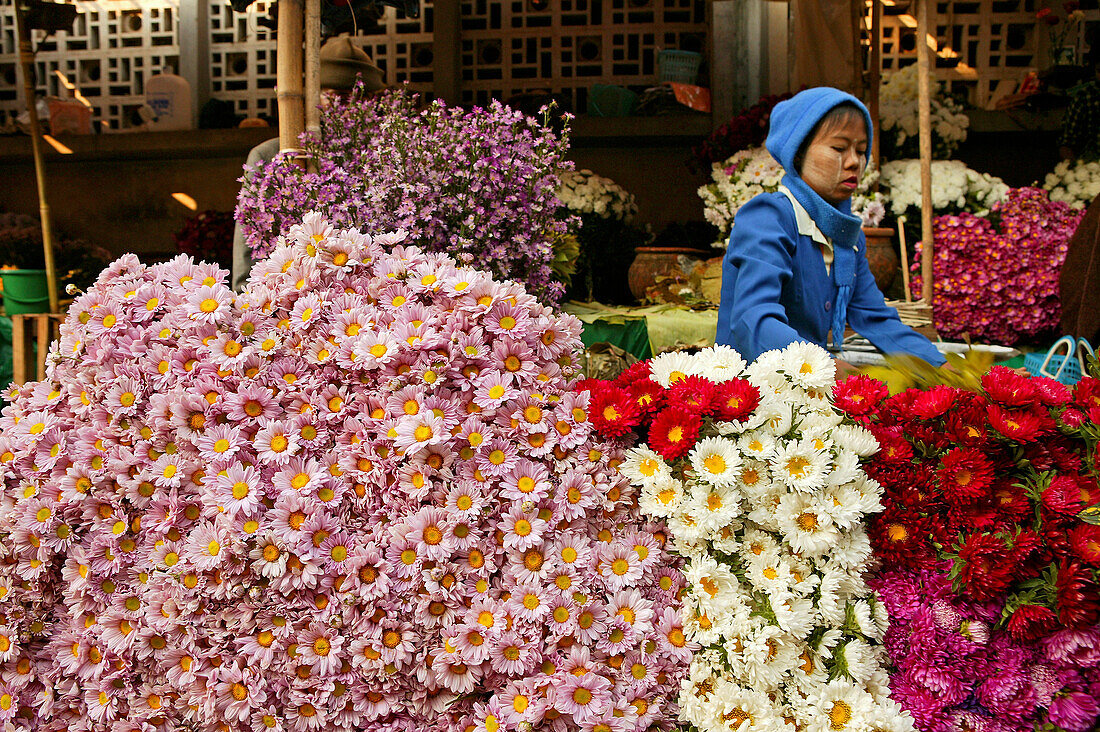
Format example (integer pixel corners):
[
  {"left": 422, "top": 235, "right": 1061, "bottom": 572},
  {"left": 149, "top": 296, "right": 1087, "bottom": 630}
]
[{"left": 715, "top": 87, "right": 945, "bottom": 368}]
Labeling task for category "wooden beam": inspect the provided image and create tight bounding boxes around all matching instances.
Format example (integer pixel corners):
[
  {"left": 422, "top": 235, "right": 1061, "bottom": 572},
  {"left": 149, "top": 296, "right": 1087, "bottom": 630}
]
[
  {"left": 433, "top": 0, "right": 461, "bottom": 105},
  {"left": 916, "top": 0, "right": 933, "bottom": 303},
  {"left": 277, "top": 0, "right": 305, "bottom": 156}
]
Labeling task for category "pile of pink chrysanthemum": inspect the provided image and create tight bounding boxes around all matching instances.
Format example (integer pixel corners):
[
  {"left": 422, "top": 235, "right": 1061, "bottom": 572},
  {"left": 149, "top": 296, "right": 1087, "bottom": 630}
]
[
  {"left": 0, "top": 212, "right": 689, "bottom": 732},
  {"left": 910, "top": 187, "right": 1082, "bottom": 345}
]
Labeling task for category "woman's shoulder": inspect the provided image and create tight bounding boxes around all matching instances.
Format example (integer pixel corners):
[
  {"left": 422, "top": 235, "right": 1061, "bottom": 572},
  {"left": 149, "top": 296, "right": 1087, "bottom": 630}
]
[{"left": 733, "top": 191, "right": 799, "bottom": 230}]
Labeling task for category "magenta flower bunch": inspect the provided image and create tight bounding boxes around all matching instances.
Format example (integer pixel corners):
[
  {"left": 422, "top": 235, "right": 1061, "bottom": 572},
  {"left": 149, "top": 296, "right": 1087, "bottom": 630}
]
[
  {"left": 872, "top": 565, "right": 1100, "bottom": 732},
  {"left": 910, "top": 187, "right": 1083, "bottom": 344},
  {"left": 0, "top": 212, "right": 688, "bottom": 732},
  {"left": 235, "top": 86, "right": 576, "bottom": 303}
]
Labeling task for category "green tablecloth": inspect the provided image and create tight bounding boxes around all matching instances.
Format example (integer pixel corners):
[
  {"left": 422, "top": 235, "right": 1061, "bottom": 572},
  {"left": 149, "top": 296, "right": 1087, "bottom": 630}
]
[{"left": 564, "top": 302, "right": 719, "bottom": 359}]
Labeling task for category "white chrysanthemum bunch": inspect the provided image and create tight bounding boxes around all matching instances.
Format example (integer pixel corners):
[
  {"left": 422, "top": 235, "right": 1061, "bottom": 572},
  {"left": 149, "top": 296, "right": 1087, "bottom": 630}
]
[
  {"left": 1042, "top": 158, "right": 1100, "bottom": 209},
  {"left": 698, "top": 146, "right": 786, "bottom": 248},
  {"left": 620, "top": 343, "right": 915, "bottom": 732},
  {"left": 557, "top": 168, "right": 638, "bottom": 222},
  {"left": 880, "top": 159, "right": 1009, "bottom": 220},
  {"left": 879, "top": 64, "right": 969, "bottom": 159}
]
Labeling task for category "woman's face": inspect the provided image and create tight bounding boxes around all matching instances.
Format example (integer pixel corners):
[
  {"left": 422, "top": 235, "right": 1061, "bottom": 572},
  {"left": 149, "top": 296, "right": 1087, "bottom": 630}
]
[{"left": 799, "top": 115, "right": 868, "bottom": 205}]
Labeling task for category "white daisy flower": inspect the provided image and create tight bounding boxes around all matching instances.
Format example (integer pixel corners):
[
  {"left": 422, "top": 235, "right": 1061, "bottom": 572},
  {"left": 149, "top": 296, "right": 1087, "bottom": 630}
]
[
  {"left": 649, "top": 350, "right": 703, "bottom": 387},
  {"left": 744, "top": 550, "right": 796, "bottom": 598},
  {"left": 709, "top": 521, "right": 743, "bottom": 555},
  {"left": 779, "top": 342, "right": 836, "bottom": 389},
  {"left": 685, "top": 555, "right": 741, "bottom": 610},
  {"left": 790, "top": 643, "right": 829, "bottom": 693},
  {"left": 739, "top": 528, "right": 782, "bottom": 564},
  {"left": 831, "top": 424, "right": 879, "bottom": 458},
  {"left": 850, "top": 599, "right": 876, "bottom": 637},
  {"left": 795, "top": 409, "right": 845, "bottom": 440},
  {"left": 711, "top": 685, "right": 778, "bottom": 732},
  {"left": 834, "top": 637, "right": 875, "bottom": 683},
  {"left": 771, "top": 438, "right": 831, "bottom": 492},
  {"left": 669, "top": 507, "right": 709, "bottom": 546},
  {"left": 867, "top": 699, "right": 916, "bottom": 732},
  {"left": 621, "top": 446, "right": 673, "bottom": 486},
  {"left": 688, "top": 483, "right": 743, "bottom": 535},
  {"left": 869, "top": 595, "right": 891, "bottom": 639},
  {"left": 771, "top": 594, "right": 819, "bottom": 638},
  {"left": 736, "top": 459, "right": 774, "bottom": 503},
  {"left": 775, "top": 492, "right": 840, "bottom": 556},
  {"left": 827, "top": 451, "right": 862, "bottom": 488},
  {"left": 758, "top": 398, "right": 795, "bottom": 437},
  {"left": 851, "top": 474, "right": 885, "bottom": 515},
  {"left": 639, "top": 475, "right": 685, "bottom": 519},
  {"left": 694, "top": 344, "right": 747, "bottom": 383},
  {"left": 744, "top": 349, "right": 787, "bottom": 391},
  {"left": 811, "top": 679, "right": 876, "bottom": 732},
  {"left": 740, "top": 624, "right": 800, "bottom": 691},
  {"left": 689, "top": 436, "right": 743, "bottom": 487},
  {"left": 738, "top": 430, "right": 777, "bottom": 461},
  {"left": 831, "top": 526, "right": 873, "bottom": 571},
  {"left": 822, "top": 482, "right": 866, "bottom": 530}
]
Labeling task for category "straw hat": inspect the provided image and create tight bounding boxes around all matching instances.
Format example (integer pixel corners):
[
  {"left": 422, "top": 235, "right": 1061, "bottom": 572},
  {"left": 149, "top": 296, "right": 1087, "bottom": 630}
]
[{"left": 320, "top": 36, "right": 386, "bottom": 92}]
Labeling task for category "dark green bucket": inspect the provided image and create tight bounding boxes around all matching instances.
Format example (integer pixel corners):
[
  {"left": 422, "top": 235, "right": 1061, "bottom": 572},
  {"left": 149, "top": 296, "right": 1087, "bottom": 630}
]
[{"left": 0, "top": 269, "right": 50, "bottom": 315}]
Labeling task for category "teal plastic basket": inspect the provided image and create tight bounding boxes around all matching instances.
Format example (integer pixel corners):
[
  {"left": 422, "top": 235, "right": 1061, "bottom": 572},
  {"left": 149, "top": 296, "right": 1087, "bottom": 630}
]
[
  {"left": 658, "top": 50, "right": 702, "bottom": 84},
  {"left": 1024, "top": 336, "right": 1094, "bottom": 385},
  {"left": 587, "top": 84, "right": 638, "bottom": 117}
]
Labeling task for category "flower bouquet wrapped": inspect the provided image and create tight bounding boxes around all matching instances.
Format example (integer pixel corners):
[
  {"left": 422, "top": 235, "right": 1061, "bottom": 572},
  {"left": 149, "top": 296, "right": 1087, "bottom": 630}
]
[
  {"left": 557, "top": 169, "right": 641, "bottom": 304},
  {"left": 236, "top": 86, "right": 575, "bottom": 303},
  {"left": 585, "top": 343, "right": 913, "bottom": 732},
  {"left": 1042, "top": 158, "right": 1100, "bottom": 209},
  {"left": 0, "top": 212, "right": 690, "bottom": 731},
  {"left": 834, "top": 368, "right": 1100, "bottom": 732},
  {"left": 909, "top": 187, "right": 1082, "bottom": 344}
]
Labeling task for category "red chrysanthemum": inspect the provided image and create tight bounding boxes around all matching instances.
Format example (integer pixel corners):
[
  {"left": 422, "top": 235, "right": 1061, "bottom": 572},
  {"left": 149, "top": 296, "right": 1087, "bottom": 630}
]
[
  {"left": 1055, "top": 559, "right": 1100, "bottom": 628},
  {"left": 1070, "top": 524, "right": 1100, "bottom": 566},
  {"left": 990, "top": 478, "right": 1032, "bottom": 523},
  {"left": 1007, "top": 529, "right": 1045, "bottom": 577},
  {"left": 883, "top": 388, "right": 922, "bottom": 422},
  {"left": 832, "top": 375, "right": 889, "bottom": 417},
  {"left": 1006, "top": 603, "right": 1059, "bottom": 643},
  {"left": 869, "top": 506, "right": 934, "bottom": 568},
  {"left": 1073, "top": 376, "right": 1100, "bottom": 412},
  {"left": 667, "top": 375, "right": 718, "bottom": 415},
  {"left": 987, "top": 404, "right": 1047, "bottom": 442},
  {"left": 953, "top": 532, "right": 1014, "bottom": 602},
  {"left": 1033, "top": 377, "right": 1072, "bottom": 407},
  {"left": 946, "top": 498, "right": 1001, "bottom": 534},
  {"left": 614, "top": 359, "right": 653, "bottom": 389},
  {"left": 1042, "top": 475, "right": 1085, "bottom": 516},
  {"left": 627, "top": 377, "right": 665, "bottom": 417},
  {"left": 982, "top": 365, "right": 1041, "bottom": 407},
  {"left": 944, "top": 400, "right": 990, "bottom": 447},
  {"left": 911, "top": 385, "right": 959, "bottom": 420},
  {"left": 1061, "top": 407, "right": 1088, "bottom": 430},
  {"left": 588, "top": 385, "right": 641, "bottom": 438},
  {"left": 711, "top": 378, "right": 761, "bottom": 422},
  {"left": 937, "top": 447, "right": 995, "bottom": 503},
  {"left": 647, "top": 406, "right": 702, "bottom": 461},
  {"left": 870, "top": 426, "right": 914, "bottom": 463}
]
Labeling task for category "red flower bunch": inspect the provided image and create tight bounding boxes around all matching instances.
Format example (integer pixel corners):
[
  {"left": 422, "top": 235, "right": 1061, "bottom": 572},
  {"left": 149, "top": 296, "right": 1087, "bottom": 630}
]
[
  {"left": 692, "top": 92, "right": 794, "bottom": 170},
  {"left": 910, "top": 188, "right": 1083, "bottom": 344},
  {"left": 173, "top": 210, "right": 235, "bottom": 270},
  {"left": 840, "top": 367, "right": 1100, "bottom": 632},
  {"left": 584, "top": 360, "right": 761, "bottom": 462}
]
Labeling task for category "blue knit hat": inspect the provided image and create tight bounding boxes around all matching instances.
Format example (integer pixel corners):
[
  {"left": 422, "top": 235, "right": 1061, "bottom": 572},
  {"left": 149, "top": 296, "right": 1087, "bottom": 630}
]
[{"left": 765, "top": 87, "right": 873, "bottom": 347}]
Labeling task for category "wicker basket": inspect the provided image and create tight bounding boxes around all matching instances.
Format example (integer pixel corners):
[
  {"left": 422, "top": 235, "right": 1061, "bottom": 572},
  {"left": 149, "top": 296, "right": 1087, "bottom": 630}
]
[{"left": 658, "top": 50, "right": 702, "bottom": 84}]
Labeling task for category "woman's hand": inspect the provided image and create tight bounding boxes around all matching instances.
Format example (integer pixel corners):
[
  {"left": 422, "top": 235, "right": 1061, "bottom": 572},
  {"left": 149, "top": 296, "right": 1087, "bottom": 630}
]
[{"left": 834, "top": 359, "right": 861, "bottom": 381}]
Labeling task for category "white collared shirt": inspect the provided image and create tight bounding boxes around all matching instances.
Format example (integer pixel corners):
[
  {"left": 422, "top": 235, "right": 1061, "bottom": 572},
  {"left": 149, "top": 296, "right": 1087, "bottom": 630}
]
[{"left": 777, "top": 184, "right": 834, "bottom": 275}]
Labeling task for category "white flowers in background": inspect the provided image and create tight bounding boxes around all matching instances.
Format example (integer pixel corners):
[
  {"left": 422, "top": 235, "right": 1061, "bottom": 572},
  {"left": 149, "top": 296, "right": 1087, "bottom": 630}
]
[
  {"left": 621, "top": 342, "right": 914, "bottom": 732},
  {"left": 1042, "top": 158, "right": 1100, "bottom": 208},
  {"left": 699, "top": 148, "right": 888, "bottom": 249},
  {"left": 880, "top": 64, "right": 970, "bottom": 159},
  {"left": 556, "top": 168, "right": 638, "bottom": 222},
  {"left": 698, "top": 146, "right": 786, "bottom": 248},
  {"left": 880, "top": 159, "right": 1009, "bottom": 220}
]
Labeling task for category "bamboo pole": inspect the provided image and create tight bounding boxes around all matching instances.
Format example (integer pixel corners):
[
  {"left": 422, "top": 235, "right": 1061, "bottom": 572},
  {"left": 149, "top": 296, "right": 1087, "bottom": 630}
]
[
  {"left": 277, "top": 0, "right": 305, "bottom": 159},
  {"left": 916, "top": 0, "right": 934, "bottom": 304},
  {"left": 13, "top": 0, "right": 59, "bottom": 314},
  {"left": 303, "top": 0, "right": 320, "bottom": 174},
  {"left": 869, "top": 0, "right": 882, "bottom": 171}
]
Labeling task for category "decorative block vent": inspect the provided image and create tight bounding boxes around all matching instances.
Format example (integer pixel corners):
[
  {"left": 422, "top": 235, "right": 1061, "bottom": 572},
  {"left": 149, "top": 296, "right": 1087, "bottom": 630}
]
[
  {"left": 458, "top": 0, "right": 707, "bottom": 111},
  {"left": 868, "top": 0, "right": 1058, "bottom": 109},
  {"left": 0, "top": 0, "right": 180, "bottom": 129}
]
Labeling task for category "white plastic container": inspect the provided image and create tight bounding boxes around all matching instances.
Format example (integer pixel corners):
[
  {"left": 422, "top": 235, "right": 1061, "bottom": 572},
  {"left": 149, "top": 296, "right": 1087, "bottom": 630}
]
[{"left": 145, "top": 66, "right": 193, "bottom": 130}]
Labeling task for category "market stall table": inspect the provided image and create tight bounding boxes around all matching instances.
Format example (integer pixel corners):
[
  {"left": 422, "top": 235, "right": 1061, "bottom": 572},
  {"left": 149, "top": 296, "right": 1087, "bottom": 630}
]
[{"left": 564, "top": 301, "right": 719, "bottom": 360}]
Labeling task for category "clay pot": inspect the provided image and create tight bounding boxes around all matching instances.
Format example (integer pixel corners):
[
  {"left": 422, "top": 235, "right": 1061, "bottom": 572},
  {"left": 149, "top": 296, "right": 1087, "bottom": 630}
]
[
  {"left": 627, "top": 246, "right": 708, "bottom": 302},
  {"left": 862, "top": 227, "right": 900, "bottom": 294}
]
